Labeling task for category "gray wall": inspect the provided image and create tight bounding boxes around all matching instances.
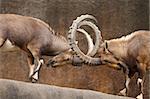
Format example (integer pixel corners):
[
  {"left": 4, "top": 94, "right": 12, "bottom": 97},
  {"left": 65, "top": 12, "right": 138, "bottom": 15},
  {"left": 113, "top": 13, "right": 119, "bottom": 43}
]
[{"left": 0, "top": 0, "right": 149, "bottom": 39}]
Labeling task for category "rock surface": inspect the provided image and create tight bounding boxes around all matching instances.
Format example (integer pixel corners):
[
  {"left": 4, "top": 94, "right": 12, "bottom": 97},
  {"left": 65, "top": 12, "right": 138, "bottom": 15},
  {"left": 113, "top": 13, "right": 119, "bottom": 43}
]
[{"left": 0, "top": 79, "right": 135, "bottom": 99}]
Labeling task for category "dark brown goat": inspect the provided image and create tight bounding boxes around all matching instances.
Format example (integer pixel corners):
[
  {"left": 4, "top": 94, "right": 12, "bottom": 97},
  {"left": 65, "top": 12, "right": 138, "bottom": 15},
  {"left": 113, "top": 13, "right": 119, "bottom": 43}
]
[{"left": 0, "top": 14, "right": 71, "bottom": 82}]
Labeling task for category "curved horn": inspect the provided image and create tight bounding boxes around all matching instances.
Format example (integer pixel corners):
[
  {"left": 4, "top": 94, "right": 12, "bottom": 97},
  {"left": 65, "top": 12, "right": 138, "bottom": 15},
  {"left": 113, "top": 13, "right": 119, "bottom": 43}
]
[
  {"left": 68, "top": 15, "right": 103, "bottom": 65},
  {"left": 78, "top": 20, "right": 102, "bottom": 56},
  {"left": 76, "top": 28, "right": 94, "bottom": 55},
  {"left": 68, "top": 15, "right": 97, "bottom": 32},
  {"left": 72, "top": 14, "right": 97, "bottom": 25}
]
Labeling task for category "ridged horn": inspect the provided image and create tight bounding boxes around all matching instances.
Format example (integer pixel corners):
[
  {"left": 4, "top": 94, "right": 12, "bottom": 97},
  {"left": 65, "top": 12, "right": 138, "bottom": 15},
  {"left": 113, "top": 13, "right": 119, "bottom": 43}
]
[
  {"left": 76, "top": 28, "right": 94, "bottom": 55},
  {"left": 68, "top": 15, "right": 103, "bottom": 65},
  {"left": 78, "top": 20, "right": 102, "bottom": 56}
]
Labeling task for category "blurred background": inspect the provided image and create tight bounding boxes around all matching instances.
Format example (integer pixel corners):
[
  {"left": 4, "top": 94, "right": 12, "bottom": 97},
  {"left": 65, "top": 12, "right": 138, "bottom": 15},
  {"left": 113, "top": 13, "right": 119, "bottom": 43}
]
[{"left": 0, "top": 0, "right": 149, "bottom": 98}]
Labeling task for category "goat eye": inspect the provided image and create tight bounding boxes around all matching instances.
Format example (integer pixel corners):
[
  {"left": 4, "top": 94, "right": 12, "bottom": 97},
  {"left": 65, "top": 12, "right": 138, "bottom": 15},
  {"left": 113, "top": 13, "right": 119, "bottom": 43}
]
[{"left": 66, "top": 58, "right": 69, "bottom": 61}]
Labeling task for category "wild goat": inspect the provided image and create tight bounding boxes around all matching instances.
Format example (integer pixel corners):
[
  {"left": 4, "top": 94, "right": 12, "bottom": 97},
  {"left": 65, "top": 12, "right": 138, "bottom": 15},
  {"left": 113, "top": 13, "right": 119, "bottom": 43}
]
[
  {"left": 49, "top": 15, "right": 149, "bottom": 99},
  {"left": 73, "top": 30, "right": 150, "bottom": 99},
  {"left": 0, "top": 14, "right": 100, "bottom": 82},
  {"left": 98, "top": 30, "right": 150, "bottom": 99}
]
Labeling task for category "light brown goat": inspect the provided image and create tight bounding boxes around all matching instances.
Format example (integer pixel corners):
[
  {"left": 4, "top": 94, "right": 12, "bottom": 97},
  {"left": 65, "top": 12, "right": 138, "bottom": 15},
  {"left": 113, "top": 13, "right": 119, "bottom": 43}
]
[{"left": 76, "top": 30, "right": 150, "bottom": 99}]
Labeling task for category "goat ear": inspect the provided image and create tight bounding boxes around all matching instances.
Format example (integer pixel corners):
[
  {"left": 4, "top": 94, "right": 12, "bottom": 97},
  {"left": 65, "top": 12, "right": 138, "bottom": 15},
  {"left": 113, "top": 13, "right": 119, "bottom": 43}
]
[
  {"left": 104, "top": 40, "right": 108, "bottom": 49},
  {"left": 103, "top": 40, "right": 110, "bottom": 53}
]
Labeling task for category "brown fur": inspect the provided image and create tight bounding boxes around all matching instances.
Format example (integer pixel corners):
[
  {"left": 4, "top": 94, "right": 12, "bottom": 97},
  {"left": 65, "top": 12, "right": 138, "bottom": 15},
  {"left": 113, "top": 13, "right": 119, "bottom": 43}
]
[
  {"left": 0, "top": 14, "right": 70, "bottom": 82},
  {"left": 100, "top": 30, "right": 150, "bottom": 97},
  {"left": 105, "top": 30, "right": 150, "bottom": 76}
]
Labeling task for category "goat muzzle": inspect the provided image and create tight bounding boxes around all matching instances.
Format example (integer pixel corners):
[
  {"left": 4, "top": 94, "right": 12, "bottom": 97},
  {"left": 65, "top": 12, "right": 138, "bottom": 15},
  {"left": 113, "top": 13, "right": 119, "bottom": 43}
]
[{"left": 46, "top": 60, "right": 56, "bottom": 67}]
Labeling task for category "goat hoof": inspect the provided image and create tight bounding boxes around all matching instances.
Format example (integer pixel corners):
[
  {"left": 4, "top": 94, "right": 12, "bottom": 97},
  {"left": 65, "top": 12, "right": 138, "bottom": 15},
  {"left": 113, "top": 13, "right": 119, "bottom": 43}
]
[
  {"left": 136, "top": 93, "right": 143, "bottom": 99},
  {"left": 29, "top": 77, "right": 37, "bottom": 83},
  {"left": 118, "top": 92, "right": 124, "bottom": 96},
  {"left": 118, "top": 88, "right": 127, "bottom": 96},
  {"left": 32, "top": 79, "right": 38, "bottom": 83},
  {"left": 30, "top": 77, "right": 38, "bottom": 83}
]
